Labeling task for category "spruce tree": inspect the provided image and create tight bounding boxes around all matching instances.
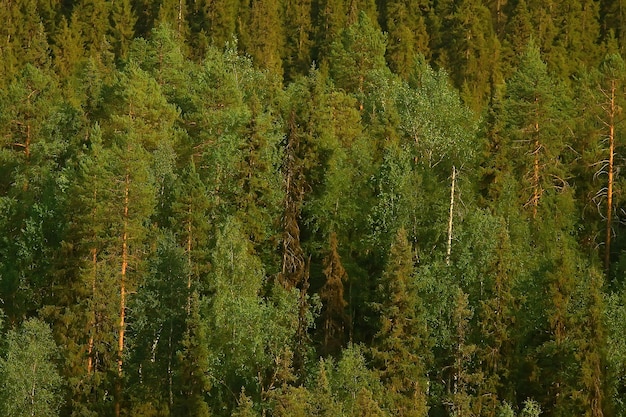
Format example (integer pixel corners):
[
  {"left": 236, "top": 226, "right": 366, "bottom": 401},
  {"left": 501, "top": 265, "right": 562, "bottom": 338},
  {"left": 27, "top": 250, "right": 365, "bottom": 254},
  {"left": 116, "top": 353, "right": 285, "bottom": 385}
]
[
  {"left": 240, "top": 0, "right": 284, "bottom": 75},
  {"left": 110, "top": 0, "right": 136, "bottom": 58},
  {"left": 384, "top": 0, "right": 431, "bottom": 78},
  {"left": 372, "top": 228, "right": 429, "bottom": 417},
  {"left": 320, "top": 231, "right": 349, "bottom": 355},
  {"left": 329, "top": 11, "right": 389, "bottom": 112},
  {"left": 282, "top": 0, "right": 313, "bottom": 80}
]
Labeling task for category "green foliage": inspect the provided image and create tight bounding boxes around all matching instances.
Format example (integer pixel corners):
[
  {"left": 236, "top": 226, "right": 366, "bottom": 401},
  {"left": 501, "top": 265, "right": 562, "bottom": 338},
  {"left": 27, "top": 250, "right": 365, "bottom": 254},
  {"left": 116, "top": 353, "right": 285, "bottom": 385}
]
[
  {"left": 0, "top": 7, "right": 625, "bottom": 417},
  {"left": 372, "top": 228, "right": 429, "bottom": 416},
  {"left": 0, "top": 318, "right": 64, "bottom": 417},
  {"left": 502, "top": 41, "right": 572, "bottom": 219}
]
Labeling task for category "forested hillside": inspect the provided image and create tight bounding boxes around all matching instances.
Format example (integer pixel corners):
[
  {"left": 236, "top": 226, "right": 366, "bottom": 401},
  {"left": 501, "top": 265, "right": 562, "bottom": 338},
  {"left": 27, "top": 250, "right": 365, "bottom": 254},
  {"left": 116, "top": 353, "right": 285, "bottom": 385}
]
[{"left": 2, "top": 1, "right": 626, "bottom": 416}]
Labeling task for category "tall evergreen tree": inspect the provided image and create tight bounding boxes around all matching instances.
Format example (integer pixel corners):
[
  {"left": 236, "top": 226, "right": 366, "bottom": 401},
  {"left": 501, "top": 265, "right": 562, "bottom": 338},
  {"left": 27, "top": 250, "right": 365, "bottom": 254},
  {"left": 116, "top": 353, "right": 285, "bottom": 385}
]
[
  {"left": 384, "top": 0, "right": 431, "bottom": 78},
  {"left": 329, "top": 11, "right": 389, "bottom": 112},
  {"left": 240, "top": 0, "right": 284, "bottom": 75},
  {"left": 503, "top": 41, "right": 571, "bottom": 219},
  {"left": 70, "top": 0, "right": 111, "bottom": 56},
  {"left": 110, "top": 0, "right": 136, "bottom": 58},
  {"left": 320, "top": 231, "right": 349, "bottom": 355},
  {"left": 282, "top": 0, "right": 314, "bottom": 80},
  {"left": 372, "top": 228, "right": 429, "bottom": 417}
]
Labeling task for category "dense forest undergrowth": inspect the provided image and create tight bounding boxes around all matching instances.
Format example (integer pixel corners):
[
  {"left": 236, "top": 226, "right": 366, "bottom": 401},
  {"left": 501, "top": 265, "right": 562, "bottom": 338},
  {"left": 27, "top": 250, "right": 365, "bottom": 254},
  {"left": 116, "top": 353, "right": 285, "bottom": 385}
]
[{"left": 3, "top": 1, "right": 626, "bottom": 416}]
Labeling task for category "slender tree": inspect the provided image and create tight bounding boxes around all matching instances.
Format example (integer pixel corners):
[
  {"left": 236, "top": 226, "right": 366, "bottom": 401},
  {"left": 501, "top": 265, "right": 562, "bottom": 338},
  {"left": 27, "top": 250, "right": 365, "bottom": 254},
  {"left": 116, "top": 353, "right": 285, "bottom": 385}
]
[
  {"left": 320, "top": 231, "right": 349, "bottom": 355},
  {"left": 0, "top": 318, "right": 64, "bottom": 417},
  {"left": 372, "top": 228, "right": 429, "bottom": 417}
]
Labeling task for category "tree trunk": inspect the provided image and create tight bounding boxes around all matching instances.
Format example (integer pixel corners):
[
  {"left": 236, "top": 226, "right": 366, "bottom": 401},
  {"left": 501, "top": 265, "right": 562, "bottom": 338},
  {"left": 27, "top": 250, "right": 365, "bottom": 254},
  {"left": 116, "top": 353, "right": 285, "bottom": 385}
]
[
  {"left": 605, "top": 78, "right": 616, "bottom": 272},
  {"left": 446, "top": 166, "right": 456, "bottom": 266},
  {"left": 532, "top": 120, "right": 541, "bottom": 219},
  {"left": 186, "top": 204, "right": 193, "bottom": 316},
  {"left": 87, "top": 247, "right": 97, "bottom": 375},
  {"left": 115, "top": 169, "right": 130, "bottom": 417},
  {"left": 88, "top": 185, "right": 98, "bottom": 375}
]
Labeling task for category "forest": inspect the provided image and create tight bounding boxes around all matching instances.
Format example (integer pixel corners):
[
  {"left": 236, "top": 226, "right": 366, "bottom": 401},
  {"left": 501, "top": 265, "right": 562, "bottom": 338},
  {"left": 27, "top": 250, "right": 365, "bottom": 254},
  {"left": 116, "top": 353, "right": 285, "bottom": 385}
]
[{"left": 2, "top": 0, "right": 626, "bottom": 416}]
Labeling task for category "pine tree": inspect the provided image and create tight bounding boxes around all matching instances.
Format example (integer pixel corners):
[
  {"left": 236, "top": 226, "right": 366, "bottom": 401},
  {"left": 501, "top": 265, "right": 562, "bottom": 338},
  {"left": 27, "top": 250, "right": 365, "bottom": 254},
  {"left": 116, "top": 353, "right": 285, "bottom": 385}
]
[
  {"left": 449, "top": 288, "right": 479, "bottom": 417},
  {"left": 576, "top": 268, "right": 607, "bottom": 417},
  {"left": 444, "top": 0, "right": 498, "bottom": 109},
  {"left": 0, "top": 65, "right": 63, "bottom": 322},
  {"left": 476, "top": 219, "right": 518, "bottom": 416},
  {"left": 126, "top": 234, "right": 189, "bottom": 413},
  {"left": 62, "top": 123, "right": 119, "bottom": 416},
  {"left": 314, "top": 0, "right": 349, "bottom": 61},
  {"left": 0, "top": 0, "right": 50, "bottom": 82},
  {"left": 173, "top": 293, "right": 211, "bottom": 416},
  {"left": 552, "top": 0, "right": 602, "bottom": 77},
  {"left": 594, "top": 53, "right": 625, "bottom": 273},
  {"left": 503, "top": 0, "right": 533, "bottom": 60},
  {"left": 98, "top": 63, "right": 178, "bottom": 416},
  {"left": 503, "top": 41, "right": 571, "bottom": 219},
  {"left": 187, "top": 0, "right": 239, "bottom": 58}
]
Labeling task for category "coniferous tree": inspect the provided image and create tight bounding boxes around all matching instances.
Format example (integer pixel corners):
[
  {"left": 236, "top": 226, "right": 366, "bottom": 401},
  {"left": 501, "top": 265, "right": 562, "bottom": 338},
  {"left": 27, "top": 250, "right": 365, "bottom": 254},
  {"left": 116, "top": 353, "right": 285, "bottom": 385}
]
[
  {"left": 173, "top": 292, "right": 211, "bottom": 417},
  {"left": 0, "top": 65, "right": 64, "bottom": 322},
  {"left": 98, "top": 63, "right": 178, "bottom": 416},
  {"left": 503, "top": 0, "right": 533, "bottom": 63},
  {"left": 372, "top": 228, "right": 429, "bottom": 417},
  {"left": 320, "top": 231, "right": 349, "bottom": 355},
  {"left": 384, "top": 0, "right": 431, "bottom": 78},
  {"left": 282, "top": 0, "right": 313, "bottom": 80},
  {"left": 70, "top": 0, "right": 111, "bottom": 56},
  {"left": 156, "top": 0, "right": 188, "bottom": 41},
  {"left": 449, "top": 288, "right": 481, "bottom": 417},
  {"left": 52, "top": 15, "right": 85, "bottom": 78},
  {"left": 503, "top": 41, "right": 571, "bottom": 219},
  {"left": 244, "top": 0, "right": 284, "bottom": 75},
  {"left": 476, "top": 219, "right": 519, "bottom": 416},
  {"left": 589, "top": 53, "right": 626, "bottom": 273},
  {"left": 549, "top": 0, "right": 602, "bottom": 78},
  {"left": 329, "top": 11, "right": 389, "bottom": 112},
  {"left": 444, "top": 0, "right": 499, "bottom": 109},
  {"left": 314, "top": 0, "right": 349, "bottom": 61},
  {"left": 187, "top": 0, "right": 239, "bottom": 58},
  {"left": 0, "top": 0, "right": 50, "bottom": 83},
  {"left": 110, "top": 0, "right": 136, "bottom": 58},
  {"left": 205, "top": 219, "right": 299, "bottom": 413},
  {"left": 127, "top": 234, "right": 189, "bottom": 414}
]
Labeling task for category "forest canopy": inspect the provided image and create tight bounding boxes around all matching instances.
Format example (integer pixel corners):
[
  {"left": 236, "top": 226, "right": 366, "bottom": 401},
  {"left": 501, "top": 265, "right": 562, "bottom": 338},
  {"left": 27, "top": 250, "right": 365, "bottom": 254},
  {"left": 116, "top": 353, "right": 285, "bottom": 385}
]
[{"left": 1, "top": 1, "right": 626, "bottom": 417}]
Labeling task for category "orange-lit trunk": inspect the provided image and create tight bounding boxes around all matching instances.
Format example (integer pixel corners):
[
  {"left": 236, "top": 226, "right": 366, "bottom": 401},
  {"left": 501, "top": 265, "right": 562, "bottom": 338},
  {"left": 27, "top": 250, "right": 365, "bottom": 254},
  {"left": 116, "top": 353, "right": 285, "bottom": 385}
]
[
  {"left": 87, "top": 246, "right": 97, "bottom": 375},
  {"left": 115, "top": 170, "right": 130, "bottom": 417}
]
